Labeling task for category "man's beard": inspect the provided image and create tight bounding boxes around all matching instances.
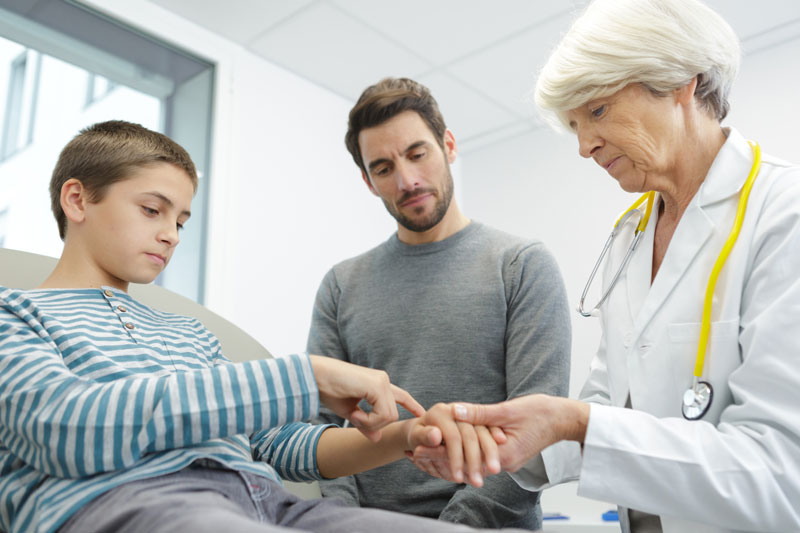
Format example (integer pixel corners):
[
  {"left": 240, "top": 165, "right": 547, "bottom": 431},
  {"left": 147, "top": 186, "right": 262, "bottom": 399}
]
[{"left": 382, "top": 166, "right": 454, "bottom": 233}]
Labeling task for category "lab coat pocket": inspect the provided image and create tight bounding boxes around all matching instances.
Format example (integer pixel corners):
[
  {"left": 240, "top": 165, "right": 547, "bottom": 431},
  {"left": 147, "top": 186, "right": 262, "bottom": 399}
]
[{"left": 667, "top": 319, "right": 740, "bottom": 420}]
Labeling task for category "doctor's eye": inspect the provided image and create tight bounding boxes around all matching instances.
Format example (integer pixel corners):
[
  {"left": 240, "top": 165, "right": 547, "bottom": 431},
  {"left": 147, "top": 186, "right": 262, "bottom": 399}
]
[{"left": 590, "top": 105, "right": 607, "bottom": 118}]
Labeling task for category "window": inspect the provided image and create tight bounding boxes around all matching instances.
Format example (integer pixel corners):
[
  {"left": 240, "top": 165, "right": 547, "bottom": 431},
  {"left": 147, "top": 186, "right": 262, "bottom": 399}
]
[
  {"left": 0, "top": 208, "right": 7, "bottom": 248},
  {"left": 0, "top": 2, "right": 214, "bottom": 303},
  {"left": 1, "top": 49, "right": 39, "bottom": 160},
  {"left": 84, "top": 72, "right": 117, "bottom": 107}
]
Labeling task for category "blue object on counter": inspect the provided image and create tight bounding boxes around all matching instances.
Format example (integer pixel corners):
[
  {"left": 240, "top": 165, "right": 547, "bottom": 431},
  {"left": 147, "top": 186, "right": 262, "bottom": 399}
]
[
  {"left": 602, "top": 509, "right": 619, "bottom": 522},
  {"left": 542, "top": 512, "right": 569, "bottom": 521}
]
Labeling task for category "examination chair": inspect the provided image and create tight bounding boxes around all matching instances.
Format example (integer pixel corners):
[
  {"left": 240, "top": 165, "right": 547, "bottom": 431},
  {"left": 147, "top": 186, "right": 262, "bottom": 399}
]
[{"left": 0, "top": 246, "right": 321, "bottom": 499}]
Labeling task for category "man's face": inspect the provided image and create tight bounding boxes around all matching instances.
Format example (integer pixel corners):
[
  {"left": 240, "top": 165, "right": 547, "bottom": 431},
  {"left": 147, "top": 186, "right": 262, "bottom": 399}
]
[
  {"left": 358, "top": 111, "right": 456, "bottom": 233},
  {"left": 80, "top": 162, "right": 193, "bottom": 289}
]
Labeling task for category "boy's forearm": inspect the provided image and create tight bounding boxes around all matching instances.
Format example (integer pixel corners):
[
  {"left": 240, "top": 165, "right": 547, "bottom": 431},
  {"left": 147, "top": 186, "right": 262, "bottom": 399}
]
[{"left": 316, "top": 419, "right": 415, "bottom": 479}]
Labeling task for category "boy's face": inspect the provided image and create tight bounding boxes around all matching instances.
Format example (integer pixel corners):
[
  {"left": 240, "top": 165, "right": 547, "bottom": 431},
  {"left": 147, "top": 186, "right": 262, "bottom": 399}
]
[{"left": 80, "top": 162, "right": 193, "bottom": 289}]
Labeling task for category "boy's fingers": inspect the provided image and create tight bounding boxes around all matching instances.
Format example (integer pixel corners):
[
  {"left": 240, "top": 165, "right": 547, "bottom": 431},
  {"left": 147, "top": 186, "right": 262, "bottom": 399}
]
[
  {"left": 458, "top": 422, "right": 483, "bottom": 487},
  {"left": 476, "top": 425, "right": 501, "bottom": 474}
]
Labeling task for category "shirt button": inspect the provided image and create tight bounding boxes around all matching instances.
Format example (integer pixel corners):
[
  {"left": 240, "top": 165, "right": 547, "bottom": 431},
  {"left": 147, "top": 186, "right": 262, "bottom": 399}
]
[
  {"left": 117, "top": 306, "right": 128, "bottom": 313},
  {"left": 103, "top": 289, "right": 113, "bottom": 297},
  {"left": 124, "top": 322, "right": 135, "bottom": 330},
  {"left": 623, "top": 332, "right": 633, "bottom": 347}
]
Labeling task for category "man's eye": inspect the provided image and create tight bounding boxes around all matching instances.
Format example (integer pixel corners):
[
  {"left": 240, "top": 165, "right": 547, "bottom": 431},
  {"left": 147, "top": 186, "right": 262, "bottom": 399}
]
[
  {"left": 143, "top": 206, "right": 158, "bottom": 215},
  {"left": 410, "top": 151, "right": 425, "bottom": 160},
  {"left": 591, "top": 105, "right": 606, "bottom": 118},
  {"left": 374, "top": 167, "right": 389, "bottom": 177}
]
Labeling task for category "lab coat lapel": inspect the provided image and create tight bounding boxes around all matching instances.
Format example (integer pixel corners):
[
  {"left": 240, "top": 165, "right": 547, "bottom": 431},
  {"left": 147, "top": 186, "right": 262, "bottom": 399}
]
[
  {"left": 633, "top": 203, "right": 713, "bottom": 332},
  {"left": 631, "top": 129, "right": 749, "bottom": 334}
]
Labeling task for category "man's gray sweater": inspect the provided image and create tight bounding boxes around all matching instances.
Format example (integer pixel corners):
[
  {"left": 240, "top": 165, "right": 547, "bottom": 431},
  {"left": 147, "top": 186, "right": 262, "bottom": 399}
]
[{"left": 307, "top": 222, "right": 571, "bottom": 529}]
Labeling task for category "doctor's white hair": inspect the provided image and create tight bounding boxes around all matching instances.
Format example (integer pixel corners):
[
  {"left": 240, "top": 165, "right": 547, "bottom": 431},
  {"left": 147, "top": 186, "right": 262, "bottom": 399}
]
[{"left": 535, "top": 0, "right": 740, "bottom": 131}]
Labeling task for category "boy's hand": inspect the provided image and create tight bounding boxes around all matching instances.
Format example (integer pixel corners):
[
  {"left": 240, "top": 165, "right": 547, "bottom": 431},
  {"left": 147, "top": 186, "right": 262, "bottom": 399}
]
[
  {"left": 309, "top": 355, "right": 424, "bottom": 442},
  {"left": 405, "top": 403, "right": 505, "bottom": 488},
  {"left": 413, "top": 395, "right": 589, "bottom": 474}
]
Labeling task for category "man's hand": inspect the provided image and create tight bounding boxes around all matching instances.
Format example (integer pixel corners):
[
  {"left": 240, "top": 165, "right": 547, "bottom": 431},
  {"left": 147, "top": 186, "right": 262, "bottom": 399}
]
[
  {"left": 405, "top": 403, "right": 506, "bottom": 487},
  {"left": 309, "top": 355, "right": 424, "bottom": 442},
  {"left": 412, "top": 395, "right": 589, "bottom": 474}
]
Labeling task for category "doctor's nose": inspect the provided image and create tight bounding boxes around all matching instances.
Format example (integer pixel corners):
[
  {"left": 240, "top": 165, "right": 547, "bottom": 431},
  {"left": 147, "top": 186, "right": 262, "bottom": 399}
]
[{"left": 577, "top": 128, "right": 603, "bottom": 159}]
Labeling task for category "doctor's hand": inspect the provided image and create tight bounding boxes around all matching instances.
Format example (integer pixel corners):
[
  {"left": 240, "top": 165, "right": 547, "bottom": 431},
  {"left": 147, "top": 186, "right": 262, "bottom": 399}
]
[
  {"left": 309, "top": 355, "right": 425, "bottom": 442},
  {"left": 406, "top": 403, "right": 506, "bottom": 487},
  {"left": 412, "top": 395, "right": 590, "bottom": 474}
]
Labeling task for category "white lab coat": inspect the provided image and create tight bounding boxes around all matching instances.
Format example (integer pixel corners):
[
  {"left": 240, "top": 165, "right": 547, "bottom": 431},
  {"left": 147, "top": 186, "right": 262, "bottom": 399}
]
[{"left": 512, "top": 128, "right": 800, "bottom": 532}]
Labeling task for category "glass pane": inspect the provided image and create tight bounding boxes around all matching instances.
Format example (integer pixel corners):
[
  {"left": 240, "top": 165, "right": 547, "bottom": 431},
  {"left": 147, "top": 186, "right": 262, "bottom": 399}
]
[
  {"left": 0, "top": 34, "right": 162, "bottom": 259},
  {"left": 0, "top": 2, "right": 214, "bottom": 303}
]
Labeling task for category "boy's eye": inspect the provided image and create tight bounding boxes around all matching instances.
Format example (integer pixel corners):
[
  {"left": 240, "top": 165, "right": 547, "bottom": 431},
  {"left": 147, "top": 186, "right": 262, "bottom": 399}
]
[
  {"left": 176, "top": 222, "right": 185, "bottom": 231},
  {"left": 142, "top": 206, "right": 158, "bottom": 216}
]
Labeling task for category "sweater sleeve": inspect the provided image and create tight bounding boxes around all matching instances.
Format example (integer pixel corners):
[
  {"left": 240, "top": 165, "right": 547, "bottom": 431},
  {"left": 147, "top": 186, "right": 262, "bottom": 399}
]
[
  {"left": 305, "top": 269, "right": 361, "bottom": 505},
  {"left": 503, "top": 242, "right": 571, "bottom": 400},
  {"left": 0, "top": 288, "right": 319, "bottom": 479}
]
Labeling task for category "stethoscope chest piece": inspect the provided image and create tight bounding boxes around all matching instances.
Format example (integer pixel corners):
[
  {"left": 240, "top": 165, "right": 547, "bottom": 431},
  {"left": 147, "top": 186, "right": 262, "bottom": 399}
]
[{"left": 682, "top": 380, "right": 714, "bottom": 420}]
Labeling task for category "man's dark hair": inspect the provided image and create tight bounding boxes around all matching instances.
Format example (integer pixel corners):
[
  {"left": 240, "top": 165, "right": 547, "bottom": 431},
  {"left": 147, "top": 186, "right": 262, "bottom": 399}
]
[{"left": 345, "top": 77, "right": 446, "bottom": 174}]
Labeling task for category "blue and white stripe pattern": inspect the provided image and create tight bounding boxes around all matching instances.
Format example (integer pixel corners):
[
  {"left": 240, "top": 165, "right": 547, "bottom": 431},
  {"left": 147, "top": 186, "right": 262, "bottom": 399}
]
[{"left": 0, "top": 286, "right": 328, "bottom": 533}]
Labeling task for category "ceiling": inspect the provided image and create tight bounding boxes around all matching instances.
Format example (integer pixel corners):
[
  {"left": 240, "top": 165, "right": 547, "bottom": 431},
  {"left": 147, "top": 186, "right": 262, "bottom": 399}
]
[{"left": 151, "top": 0, "right": 800, "bottom": 153}]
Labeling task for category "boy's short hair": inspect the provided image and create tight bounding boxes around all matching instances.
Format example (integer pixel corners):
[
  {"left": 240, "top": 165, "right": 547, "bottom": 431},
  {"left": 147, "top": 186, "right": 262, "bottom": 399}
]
[
  {"left": 50, "top": 120, "right": 198, "bottom": 240},
  {"left": 345, "top": 77, "right": 446, "bottom": 175}
]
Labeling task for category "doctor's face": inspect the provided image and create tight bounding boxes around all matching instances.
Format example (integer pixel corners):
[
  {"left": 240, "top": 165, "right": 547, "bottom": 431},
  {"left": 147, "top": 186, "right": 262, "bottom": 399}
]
[
  {"left": 358, "top": 111, "right": 457, "bottom": 233},
  {"left": 566, "top": 84, "right": 682, "bottom": 193}
]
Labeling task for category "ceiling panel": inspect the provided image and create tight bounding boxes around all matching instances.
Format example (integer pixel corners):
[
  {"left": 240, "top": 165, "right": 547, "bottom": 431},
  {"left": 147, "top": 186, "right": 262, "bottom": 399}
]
[
  {"left": 705, "top": 0, "right": 800, "bottom": 41},
  {"left": 416, "top": 71, "right": 518, "bottom": 143},
  {"left": 152, "top": 0, "right": 313, "bottom": 45},
  {"left": 445, "top": 12, "right": 571, "bottom": 123},
  {"left": 146, "top": 0, "right": 799, "bottom": 153},
  {"left": 247, "top": 2, "right": 432, "bottom": 100},
  {"left": 331, "top": 0, "right": 579, "bottom": 65}
]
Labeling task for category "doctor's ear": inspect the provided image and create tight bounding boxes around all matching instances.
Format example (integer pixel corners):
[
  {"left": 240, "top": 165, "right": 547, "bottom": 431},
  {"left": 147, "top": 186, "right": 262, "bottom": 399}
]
[
  {"left": 360, "top": 170, "right": 379, "bottom": 197},
  {"left": 674, "top": 77, "right": 699, "bottom": 107},
  {"left": 60, "top": 178, "right": 90, "bottom": 225}
]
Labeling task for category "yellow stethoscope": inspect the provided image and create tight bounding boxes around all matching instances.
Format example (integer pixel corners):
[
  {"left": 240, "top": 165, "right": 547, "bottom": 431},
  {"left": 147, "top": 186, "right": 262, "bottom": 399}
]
[{"left": 578, "top": 141, "right": 762, "bottom": 420}]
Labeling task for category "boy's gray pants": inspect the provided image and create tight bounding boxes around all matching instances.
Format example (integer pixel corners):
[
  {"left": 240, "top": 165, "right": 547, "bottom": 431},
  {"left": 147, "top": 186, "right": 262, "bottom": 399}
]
[{"left": 59, "top": 462, "right": 531, "bottom": 532}]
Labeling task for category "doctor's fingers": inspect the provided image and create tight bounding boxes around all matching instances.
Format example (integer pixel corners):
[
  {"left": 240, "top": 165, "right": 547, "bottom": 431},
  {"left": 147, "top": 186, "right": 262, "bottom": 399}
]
[{"left": 407, "top": 450, "right": 453, "bottom": 481}]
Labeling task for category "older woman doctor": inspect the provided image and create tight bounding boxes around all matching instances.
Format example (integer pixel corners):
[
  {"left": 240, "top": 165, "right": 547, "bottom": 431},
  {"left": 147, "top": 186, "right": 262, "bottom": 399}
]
[{"left": 410, "top": 0, "right": 800, "bottom": 531}]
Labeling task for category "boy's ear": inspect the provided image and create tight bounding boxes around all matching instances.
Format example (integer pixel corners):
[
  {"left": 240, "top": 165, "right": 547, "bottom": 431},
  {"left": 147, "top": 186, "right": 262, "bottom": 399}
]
[{"left": 61, "top": 178, "right": 89, "bottom": 225}]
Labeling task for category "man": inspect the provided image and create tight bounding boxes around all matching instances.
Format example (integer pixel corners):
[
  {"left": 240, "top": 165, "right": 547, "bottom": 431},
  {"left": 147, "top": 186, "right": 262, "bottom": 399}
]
[{"left": 308, "top": 77, "right": 571, "bottom": 529}]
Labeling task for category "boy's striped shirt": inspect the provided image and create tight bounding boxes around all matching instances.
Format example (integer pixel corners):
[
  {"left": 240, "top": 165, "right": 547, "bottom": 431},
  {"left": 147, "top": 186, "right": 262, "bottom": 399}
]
[{"left": 0, "top": 286, "right": 328, "bottom": 533}]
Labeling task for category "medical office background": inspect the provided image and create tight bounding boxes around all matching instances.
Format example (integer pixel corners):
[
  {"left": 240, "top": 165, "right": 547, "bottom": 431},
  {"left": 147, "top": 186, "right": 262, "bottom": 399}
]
[{"left": 1, "top": 0, "right": 799, "bottom": 525}]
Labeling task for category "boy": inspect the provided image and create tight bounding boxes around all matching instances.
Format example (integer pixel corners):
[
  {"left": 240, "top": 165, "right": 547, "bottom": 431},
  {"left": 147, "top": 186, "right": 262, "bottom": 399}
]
[{"left": 0, "top": 121, "right": 502, "bottom": 533}]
